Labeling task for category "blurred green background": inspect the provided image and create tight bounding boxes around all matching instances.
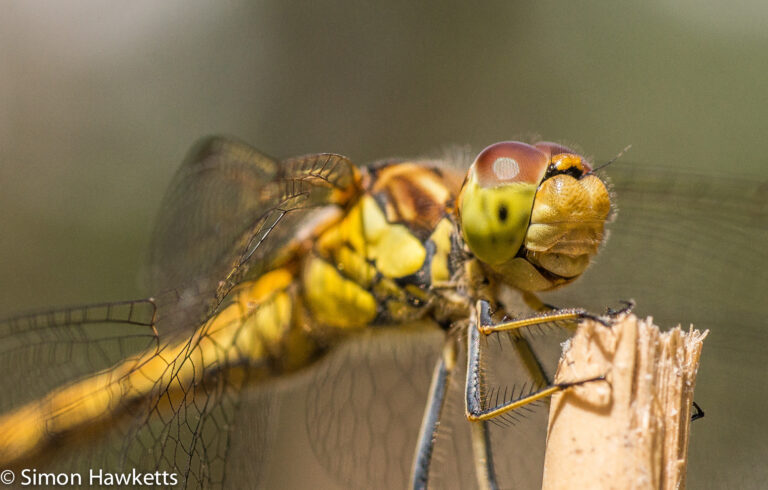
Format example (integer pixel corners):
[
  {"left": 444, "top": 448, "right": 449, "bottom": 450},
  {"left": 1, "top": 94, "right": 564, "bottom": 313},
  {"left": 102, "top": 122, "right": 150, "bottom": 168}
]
[{"left": 1, "top": 1, "right": 766, "bottom": 488}]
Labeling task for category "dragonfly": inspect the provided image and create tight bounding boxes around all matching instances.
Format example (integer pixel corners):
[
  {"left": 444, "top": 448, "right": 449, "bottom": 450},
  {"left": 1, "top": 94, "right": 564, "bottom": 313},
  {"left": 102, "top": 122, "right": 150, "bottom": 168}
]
[{"left": 0, "top": 137, "right": 765, "bottom": 489}]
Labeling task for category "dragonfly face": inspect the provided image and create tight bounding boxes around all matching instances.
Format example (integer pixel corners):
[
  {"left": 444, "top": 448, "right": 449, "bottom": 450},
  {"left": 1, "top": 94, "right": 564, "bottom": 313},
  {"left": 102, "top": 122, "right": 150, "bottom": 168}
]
[
  {"left": 0, "top": 137, "right": 765, "bottom": 489},
  {"left": 457, "top": 141, "right": 611, "bottom": 292}
]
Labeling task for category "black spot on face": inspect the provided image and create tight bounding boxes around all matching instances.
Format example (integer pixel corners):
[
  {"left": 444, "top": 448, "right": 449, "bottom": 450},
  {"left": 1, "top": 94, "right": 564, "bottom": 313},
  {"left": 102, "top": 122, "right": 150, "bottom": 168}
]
[{"left": 497, "top": 203, "right": 508, "bottom": 222}]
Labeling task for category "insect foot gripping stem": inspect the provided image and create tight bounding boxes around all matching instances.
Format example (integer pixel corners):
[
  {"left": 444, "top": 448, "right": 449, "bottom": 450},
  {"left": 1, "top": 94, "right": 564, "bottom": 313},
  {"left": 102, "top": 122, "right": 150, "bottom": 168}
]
[{"left": 542, "top": 313, "right": 708, "bottom": 490}]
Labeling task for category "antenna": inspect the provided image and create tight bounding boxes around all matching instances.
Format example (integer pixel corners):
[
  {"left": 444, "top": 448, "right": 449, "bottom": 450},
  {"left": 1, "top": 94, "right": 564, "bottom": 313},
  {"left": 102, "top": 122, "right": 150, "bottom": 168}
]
[{"left": 590, "top": 144, "right": 632, "bottom": 174}]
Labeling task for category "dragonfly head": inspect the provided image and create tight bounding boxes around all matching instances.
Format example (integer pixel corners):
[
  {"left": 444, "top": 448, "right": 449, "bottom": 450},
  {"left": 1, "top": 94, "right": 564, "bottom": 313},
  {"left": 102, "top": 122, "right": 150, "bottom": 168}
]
[{"left": 457, "top": 141, "right": 611, "bottom": 291}]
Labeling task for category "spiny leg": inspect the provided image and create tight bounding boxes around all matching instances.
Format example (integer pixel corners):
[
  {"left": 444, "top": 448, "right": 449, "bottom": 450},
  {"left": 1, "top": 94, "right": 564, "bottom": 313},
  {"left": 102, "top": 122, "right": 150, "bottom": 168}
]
[
  {"left": 464, "top": 298, "right": 607, "bottom": 490},
  {"left": 464, "top": 304, "right": 502, "bottom": 490},
  {"left": 411, "top": 338, "right": 458, "bottom": 490},
  {"left": 466, "top": 299, "right": 607, "bottom": 423},
  {"left": 521, "top": 291, "right": 635, "bottom": 320},
  {"left": 477, "top": 304, "right": 598, "bottom": 336},
  {"left": 462, "top": 304, "right": 499, "bottom": 490}
]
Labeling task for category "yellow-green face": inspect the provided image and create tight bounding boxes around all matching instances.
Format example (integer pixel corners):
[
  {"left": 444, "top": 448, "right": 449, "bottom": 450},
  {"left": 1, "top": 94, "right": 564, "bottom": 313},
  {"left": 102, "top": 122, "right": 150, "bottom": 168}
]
[{"left": 457, "top": 141, "right": 611, "bottom": 291}]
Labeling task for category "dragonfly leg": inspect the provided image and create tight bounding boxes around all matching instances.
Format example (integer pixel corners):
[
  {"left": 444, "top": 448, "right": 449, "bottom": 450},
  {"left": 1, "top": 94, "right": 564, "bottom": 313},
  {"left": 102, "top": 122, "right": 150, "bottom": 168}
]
[
  {"left": 605, "top": 299, "right": 635, "bottom": 317},
  {"left": 467, "top": 299, "right": 607, "bottom": 423},
  {"left": 478, "top": 301, "right": 613, "bottom": 336},
  {"left": 465, "top": 300, "right": 607, "bottom": 487},
  {"left": 410, "top": 337, "right": 459, "bottom": 490},
  {"left": 692, "top": 401, "right": 705, "bottom": 421},
  {"left": 465, "top": 305, "right": 552, "bottom": 490},
  {"left": 523, "top": 291, "right": 635, "bottom": 320}
]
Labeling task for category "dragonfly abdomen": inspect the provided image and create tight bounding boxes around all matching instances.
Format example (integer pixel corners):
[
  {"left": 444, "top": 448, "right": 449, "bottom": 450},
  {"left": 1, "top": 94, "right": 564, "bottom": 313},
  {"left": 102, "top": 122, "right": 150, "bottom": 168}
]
[{"left": 0, "top": 268, "right": 314, "bottom": 468}]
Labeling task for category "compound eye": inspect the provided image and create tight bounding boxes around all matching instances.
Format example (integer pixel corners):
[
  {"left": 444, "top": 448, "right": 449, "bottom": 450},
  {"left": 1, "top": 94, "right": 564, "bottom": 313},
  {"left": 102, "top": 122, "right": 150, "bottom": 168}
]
[
  {"left": 473, "top": 142, "right": 549, "bottom": 187},
  {"left": 458, "top": 142, "right": 551, "bottom": 266}
]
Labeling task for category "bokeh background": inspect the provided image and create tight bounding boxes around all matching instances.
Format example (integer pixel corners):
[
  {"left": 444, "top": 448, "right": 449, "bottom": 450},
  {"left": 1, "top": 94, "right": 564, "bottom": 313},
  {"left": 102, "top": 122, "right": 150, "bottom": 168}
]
[{"left": 1, "top": 1, "right": 767, "bottom": 488}]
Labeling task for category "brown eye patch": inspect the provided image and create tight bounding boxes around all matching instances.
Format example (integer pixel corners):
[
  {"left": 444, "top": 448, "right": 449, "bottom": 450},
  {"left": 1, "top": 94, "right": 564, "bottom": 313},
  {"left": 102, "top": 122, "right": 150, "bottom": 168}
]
[{"left": 472, "top": 142, "right": 549, "bottom": 187}]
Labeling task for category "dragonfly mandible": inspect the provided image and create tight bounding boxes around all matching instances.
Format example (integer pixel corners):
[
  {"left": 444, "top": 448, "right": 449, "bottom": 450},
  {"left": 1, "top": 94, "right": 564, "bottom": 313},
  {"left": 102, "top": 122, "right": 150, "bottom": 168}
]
[{"left": 0, "top": 137, "right": 765, "bottom": 489}]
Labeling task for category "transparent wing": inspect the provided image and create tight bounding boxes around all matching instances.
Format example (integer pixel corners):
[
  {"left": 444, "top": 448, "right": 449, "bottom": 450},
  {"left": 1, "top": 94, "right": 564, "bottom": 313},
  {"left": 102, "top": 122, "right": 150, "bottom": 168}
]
[
  {"left": 0, "top": 300, "right": 157, "bottom": 414},
  {"left": 546, "top": 164, "right": 768, "bottom": 489},
  {"left": 0, "top": 300, "right": 159, "bottom": 474},
  {"left": 147, "top": 136, "right": 360, "bottom": 337},
  {"left": 0, "top": 299, "right": 279, "bottom": 490}
]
